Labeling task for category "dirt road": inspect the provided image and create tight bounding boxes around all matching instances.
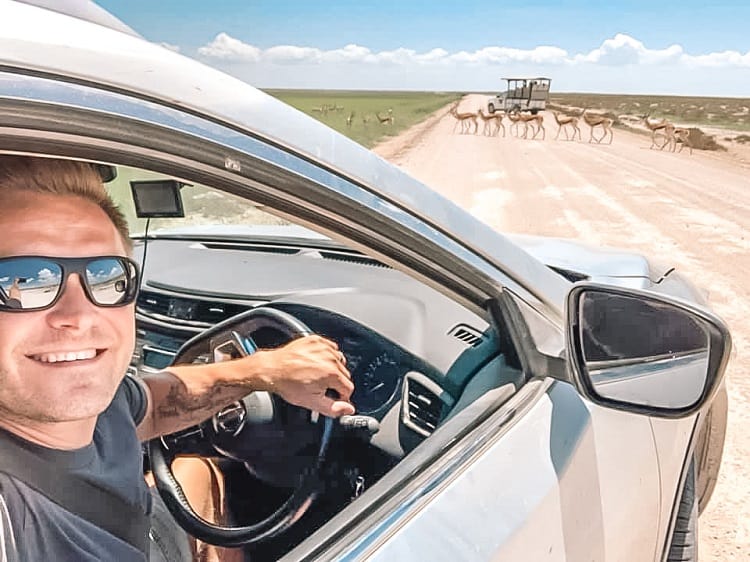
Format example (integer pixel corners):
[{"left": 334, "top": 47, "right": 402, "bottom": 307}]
[{"left": 374, "top": 94, "right": 750, "bottom": 561}]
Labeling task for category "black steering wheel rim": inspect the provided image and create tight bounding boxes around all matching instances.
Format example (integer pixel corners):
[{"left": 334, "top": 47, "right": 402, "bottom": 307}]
[{"left": 148, "top": 306, "right": 334, "bottom": 548}]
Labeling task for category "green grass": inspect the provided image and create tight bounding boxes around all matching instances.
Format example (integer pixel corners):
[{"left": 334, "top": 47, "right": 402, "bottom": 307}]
[
  {"left": 549, "top": 93, "right": 750, "bottom": 132},
  {"left": 263, "top": 89, "right": 462, "bottom": 148}
]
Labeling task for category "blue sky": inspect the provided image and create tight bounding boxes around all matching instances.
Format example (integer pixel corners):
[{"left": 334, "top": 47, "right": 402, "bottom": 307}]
[{"left": 98, "top": 1, "right": 750, "bottom": 96}]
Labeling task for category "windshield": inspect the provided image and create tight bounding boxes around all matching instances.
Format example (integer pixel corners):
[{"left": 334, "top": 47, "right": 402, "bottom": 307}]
[{"left": 104, "top": 165, "right": 289, "bottom": 237}]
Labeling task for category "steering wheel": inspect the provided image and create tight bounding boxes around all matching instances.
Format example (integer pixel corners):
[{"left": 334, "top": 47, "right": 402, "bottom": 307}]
[{"left": 148, "top": 306, "right": 335, "bottom": 548}]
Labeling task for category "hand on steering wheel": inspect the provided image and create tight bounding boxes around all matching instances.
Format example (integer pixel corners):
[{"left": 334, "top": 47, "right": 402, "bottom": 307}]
[
  {"left": 252, "top": 335, "right": 354, "bottom": 417},
  {"left": 149, "top": 306, "right": 353, "bottom": 547}
]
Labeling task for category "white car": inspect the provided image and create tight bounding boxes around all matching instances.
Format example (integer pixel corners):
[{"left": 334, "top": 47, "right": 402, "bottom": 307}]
[{"left": 0, "top": 2, "right": 730, "bottom": 561}]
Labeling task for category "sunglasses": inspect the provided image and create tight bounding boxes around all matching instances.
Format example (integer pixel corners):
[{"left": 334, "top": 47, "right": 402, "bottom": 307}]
[{"left": 0, "top": 256, "right": 140, "bottom": 312}]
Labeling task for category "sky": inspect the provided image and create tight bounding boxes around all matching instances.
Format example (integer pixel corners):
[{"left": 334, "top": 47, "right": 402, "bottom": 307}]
[{"left": 97, "top": 1, "right": 750, "bottom": 97}]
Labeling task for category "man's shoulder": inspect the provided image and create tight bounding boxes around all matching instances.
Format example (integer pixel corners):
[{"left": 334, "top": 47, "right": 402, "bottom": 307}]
[
  {"left": 0, "top": 472, "right": 31, "bottom": 510},
  {"left": 0, "top": 471, "right": 52, "bottom": 524}
]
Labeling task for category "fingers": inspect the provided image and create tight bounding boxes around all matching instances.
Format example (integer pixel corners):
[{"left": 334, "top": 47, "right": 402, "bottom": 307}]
[
  {"left": 301, "top": 335, "right": 351, "bottom": 379},
  {"left": 317, "top": 395, "right": 356, "bottom": 417},
  {"left": 328, "top": 370, "right": 354, "bottom": 400},
  {"left": 329, "top": 399, "right": 356, "bottom": 417}
]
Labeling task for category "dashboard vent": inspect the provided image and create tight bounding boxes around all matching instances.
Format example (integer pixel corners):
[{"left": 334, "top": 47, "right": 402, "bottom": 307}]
[
  {"left": 201, "top": 242, "right": 300, "bottom": 255},
  {"left": 448, "top": 324, "right": 484, "bottom": 347},
  {"left": 318, "top": 251, "right": 390, "bottom": 268},
  {"left": 404, "top": 378, "right": 444, "bottom": 436}
]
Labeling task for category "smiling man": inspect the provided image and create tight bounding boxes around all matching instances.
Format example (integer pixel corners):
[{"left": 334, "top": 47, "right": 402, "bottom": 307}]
[{"left": 0, "top": 155, "right": 354, "bottom": 561}]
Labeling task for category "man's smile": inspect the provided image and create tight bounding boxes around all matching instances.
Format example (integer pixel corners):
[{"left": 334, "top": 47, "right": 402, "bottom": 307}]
[{"left": 28, "top": 349, "right": 104, "bottom": 363}]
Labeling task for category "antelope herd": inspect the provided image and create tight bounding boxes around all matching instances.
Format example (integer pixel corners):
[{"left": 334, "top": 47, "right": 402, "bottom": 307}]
[
  {"left": 449, "top": 101, "right": 610, "bottom": 145},
  {"left": 310, "top": 99, "right": 695, "bottom": 155},
  {"left": 448, "top": 101, "right": 694, "bottom": 154}
]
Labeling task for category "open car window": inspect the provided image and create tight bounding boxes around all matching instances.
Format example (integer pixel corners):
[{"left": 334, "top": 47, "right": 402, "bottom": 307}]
[{"left": 107, "top": 162, "right": 525, "bottom": 431}]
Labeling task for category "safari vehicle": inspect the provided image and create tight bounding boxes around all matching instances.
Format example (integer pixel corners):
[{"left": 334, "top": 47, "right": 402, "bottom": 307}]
[
  {"left": 487, "top": 77, "right": 551, "bottom": 114},
  {"left": 0, "top": 2, "right": 730, "bottom": 561}
]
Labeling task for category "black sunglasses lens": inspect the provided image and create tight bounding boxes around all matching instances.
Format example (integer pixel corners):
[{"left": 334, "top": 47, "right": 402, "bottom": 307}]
[
  {"left": 0, "top": 258, "right": 63, "bottom": 310},
  {"left": 85, "top": 258, "right": 134, "bottom": 306}
]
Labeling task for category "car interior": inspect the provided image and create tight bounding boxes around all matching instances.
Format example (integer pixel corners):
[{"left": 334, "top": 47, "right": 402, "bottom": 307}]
[{"left": 106, "top": 163, "right": 527, "bottom": 559}]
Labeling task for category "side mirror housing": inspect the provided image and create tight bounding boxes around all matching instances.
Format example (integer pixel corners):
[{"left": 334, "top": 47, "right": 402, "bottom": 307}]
[{"left": 566, "top": 283, "right": 731, "bottom": 418}]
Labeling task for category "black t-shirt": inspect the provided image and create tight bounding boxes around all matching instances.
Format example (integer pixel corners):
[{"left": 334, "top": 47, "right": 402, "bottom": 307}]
[{"left": 0, "top": 375, "right": 151, "bottom": 562}]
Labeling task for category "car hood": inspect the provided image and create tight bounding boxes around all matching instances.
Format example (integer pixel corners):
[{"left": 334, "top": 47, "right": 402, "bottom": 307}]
[
  {"left": 148, "top": 225, "right": 668, "bottom": 284},
  {"left": 505, "top": 233, "right": 670, "bottom": 283}
]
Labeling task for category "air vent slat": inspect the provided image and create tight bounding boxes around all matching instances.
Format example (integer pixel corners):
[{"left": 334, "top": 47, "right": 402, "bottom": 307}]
[
  {"left": 447, "top": 324, "right": 484, "bottom": 348},
  {"left": 202, "top": 242, "right": 300, "bottom": 255},
  {"left": 405, "top": 379, "right": 444, "bottom": 436},
  {"left": 318, "top": 251, "right": 390, "bottom": 269}
]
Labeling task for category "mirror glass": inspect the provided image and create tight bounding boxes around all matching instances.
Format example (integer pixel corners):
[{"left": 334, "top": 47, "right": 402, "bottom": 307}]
[{"left": 578, "top": 290, "right": 710, "bottom": 409}]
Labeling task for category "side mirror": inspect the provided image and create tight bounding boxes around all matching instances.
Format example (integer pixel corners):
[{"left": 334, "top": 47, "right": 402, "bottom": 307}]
[{"left": 566, "top": 284, "right": 731, "bottom": 418}]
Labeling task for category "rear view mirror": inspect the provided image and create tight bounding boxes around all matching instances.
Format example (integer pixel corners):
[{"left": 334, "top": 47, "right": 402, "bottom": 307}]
[{"left": 566, "top": 284, "right": 731, "bottom": 418}]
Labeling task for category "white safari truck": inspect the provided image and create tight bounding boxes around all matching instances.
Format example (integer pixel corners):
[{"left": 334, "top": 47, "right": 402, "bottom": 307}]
[{"left": 487, "top": 77, "right": 551, "bottom": 114}]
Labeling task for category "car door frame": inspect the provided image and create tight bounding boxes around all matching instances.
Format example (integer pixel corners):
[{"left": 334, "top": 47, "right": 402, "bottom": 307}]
[{"left": 0, "top": 71, "right": 690, "bottom": 561}]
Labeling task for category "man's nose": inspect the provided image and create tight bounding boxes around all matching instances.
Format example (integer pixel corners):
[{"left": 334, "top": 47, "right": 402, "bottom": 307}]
[{"left": 45, "top": 274, "right": 96, "bottom": 330}]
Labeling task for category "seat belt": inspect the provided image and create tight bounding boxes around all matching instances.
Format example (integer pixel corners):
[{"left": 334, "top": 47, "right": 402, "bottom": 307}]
[{"left": 0, "top": 434, "right": 150, "bottom": 555}]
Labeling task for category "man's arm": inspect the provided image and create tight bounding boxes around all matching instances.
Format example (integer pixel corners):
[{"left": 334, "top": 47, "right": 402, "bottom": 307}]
[{"left": 135, "top": 335, "right": 354, "bottom": 442}]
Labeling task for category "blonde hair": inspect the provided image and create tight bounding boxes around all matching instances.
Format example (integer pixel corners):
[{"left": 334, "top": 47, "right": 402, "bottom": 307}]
[{"left": 0, "top": 155, "right": 131, "bottom": 249}]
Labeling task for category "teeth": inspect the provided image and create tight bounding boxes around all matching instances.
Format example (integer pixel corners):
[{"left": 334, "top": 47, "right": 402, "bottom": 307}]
[{"left": 33, "top": 349, "right": 97, "bottom": 363}]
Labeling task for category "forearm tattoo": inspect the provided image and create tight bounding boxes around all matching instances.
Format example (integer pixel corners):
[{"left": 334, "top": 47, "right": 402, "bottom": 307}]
[{"left": 155, "top": 376, "right": 248, "bottom": 422}]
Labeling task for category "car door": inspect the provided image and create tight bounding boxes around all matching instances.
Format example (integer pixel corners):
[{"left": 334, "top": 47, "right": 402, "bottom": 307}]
[{"left": 286, "top": 297, "right": 691, "bottom": 562}]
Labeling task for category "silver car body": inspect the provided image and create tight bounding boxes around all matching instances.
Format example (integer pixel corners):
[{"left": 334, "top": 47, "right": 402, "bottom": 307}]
[{"left": 0, "top": 2, "right": 711, "bottom": 560}]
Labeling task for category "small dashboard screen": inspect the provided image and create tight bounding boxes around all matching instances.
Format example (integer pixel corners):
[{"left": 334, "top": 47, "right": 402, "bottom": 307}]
[{"left": 143, "top": 347, "right": 176, "bottom": 370}]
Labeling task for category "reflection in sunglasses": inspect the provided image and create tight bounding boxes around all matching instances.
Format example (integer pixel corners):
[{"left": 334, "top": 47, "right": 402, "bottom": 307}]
[{"left": 0, "top": 256, "right": 139, "bottom": 311}]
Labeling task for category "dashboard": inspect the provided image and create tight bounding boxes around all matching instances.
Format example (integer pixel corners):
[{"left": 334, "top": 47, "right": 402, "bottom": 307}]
[{"left": 130, "top": 232, "right": 497, "bottom": 459}]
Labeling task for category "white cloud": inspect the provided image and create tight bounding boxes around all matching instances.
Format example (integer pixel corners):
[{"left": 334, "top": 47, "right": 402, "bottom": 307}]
[
  {"left": 92, "top": 266, "right": 122, "bottom": 280},
  {"left": 197, "top": 32, "right": 261, "bottom": 61},
  {"left": 575, "top": 34, "right": 678, "bottom": 65},
  {"left": 0, "top": 277, "right": 8, "bottom": 283},
  {"left": 36, "top": 268, "right": 59, "bottom": 282},
  {"left": 193, "top": 32, "right": 750, "bottom": 95},
  {"left": 196, "top": 32, "right": 750, "bottom": 69},
  {"left": 684, "top": 50, "right": 750, "bottom": 68},
  {"left": 450, "top": 45, "right": 568, "bottom": 65},
  {"left": 265, "top": 45, "right": 322, "bottom": 64},
  {"left": 322, "top": 44, "right": 374, "bottom": 63}
]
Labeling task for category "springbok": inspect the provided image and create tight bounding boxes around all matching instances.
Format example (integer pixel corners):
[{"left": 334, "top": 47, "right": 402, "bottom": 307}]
[
  {"left": 376, "top": 109, "right": 394, "bottom": 125},
  {"left": 664, "top": 127, "right": 694, "bottom": 155},
  {"left": 641, "top": 114, "right": 673, "bottom": 149},
  {"left": 477, "top": 108, "right": 504, "bottom": 137},
  {"left": 449, "top": 102, "right": 478, "bottom": 134},
  {"left": 581, "top": 109, "right": 614, "bottom": 144},
  {"left": 515, "top": 112, "right": 545, "bottom": 140},
  {"left": 552, "top": 111, "right": 581, "bottom": 141}
]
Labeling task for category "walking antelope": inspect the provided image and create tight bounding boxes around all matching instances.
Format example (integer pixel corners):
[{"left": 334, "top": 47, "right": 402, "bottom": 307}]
[
  {"left": 552, "top": 111, "right": 581, "bottom": 141},
  {"left": 581, "top": 109, "right": 614, "bottom": 144},
  {"left": 449, "top": 102, "right": 478, "bottom": 134},
  {"left": 641, "top": 114, "right": 673, "bottom": 149},
  {"left": 477, "top": 108, "right": 505, "bottom": 137}
]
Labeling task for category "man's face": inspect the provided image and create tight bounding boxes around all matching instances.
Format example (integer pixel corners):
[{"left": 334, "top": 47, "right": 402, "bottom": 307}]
[{"left": 0, "top": 191, "right": 134, "bottom": 424}]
